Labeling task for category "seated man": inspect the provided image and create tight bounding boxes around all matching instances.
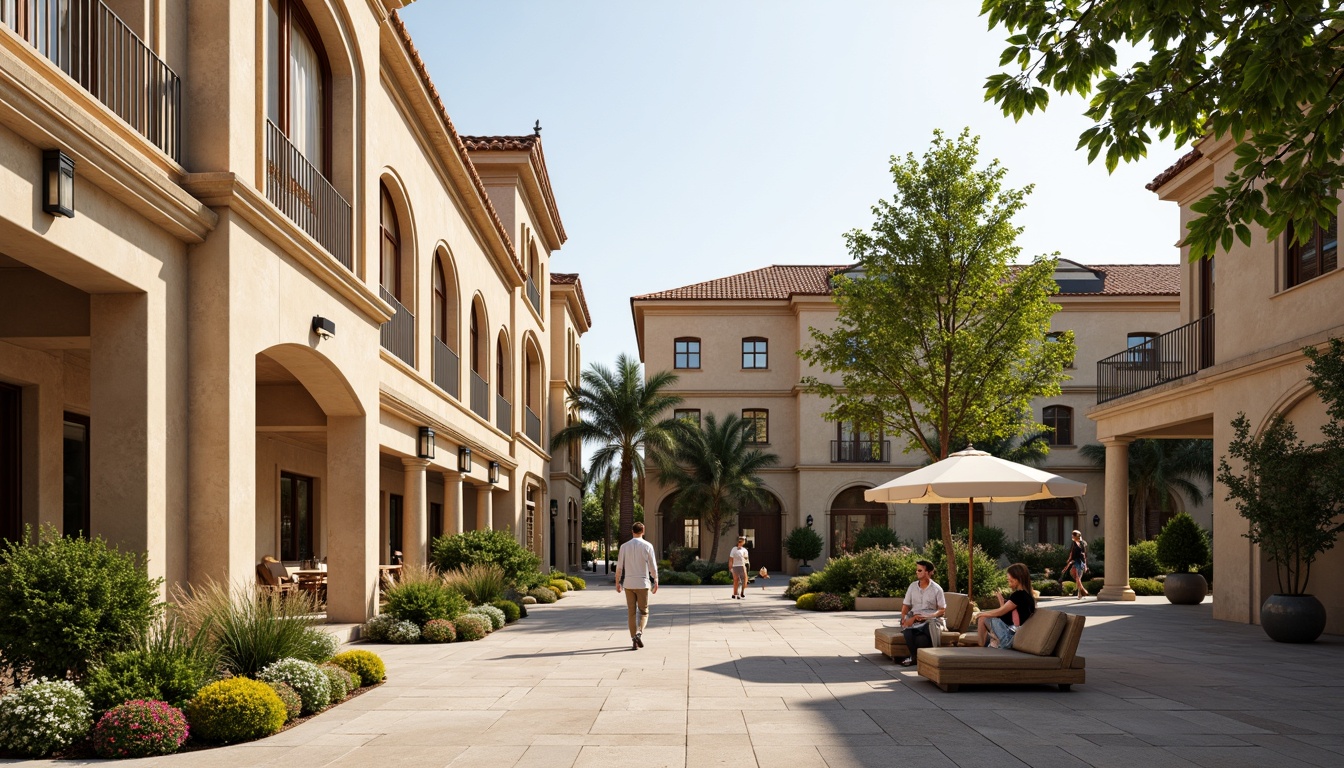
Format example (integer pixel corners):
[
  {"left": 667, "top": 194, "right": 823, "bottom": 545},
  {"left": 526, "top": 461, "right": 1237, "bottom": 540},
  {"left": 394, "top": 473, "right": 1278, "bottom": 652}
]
[{"left": 897, "top": 559, "right": 946, "bottom": 667}]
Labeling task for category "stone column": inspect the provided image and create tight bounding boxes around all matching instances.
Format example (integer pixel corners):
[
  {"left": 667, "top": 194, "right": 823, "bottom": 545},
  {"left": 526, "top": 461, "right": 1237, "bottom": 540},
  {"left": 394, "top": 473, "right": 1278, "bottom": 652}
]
[
  {"left": 476, "top": 484, "right": 492, "bottom": 531},
  {"left": 442, "top": 471, "right": 463, "bottom": 535},
  {"left": 1098, "top": 437, "right": 1136, "bottom": 601},
  {"left": 326, "top": 413, "right": 377, "bottom": 623},
  {"left": 401, "top": 458, "right": 429, "bottom": 569}
]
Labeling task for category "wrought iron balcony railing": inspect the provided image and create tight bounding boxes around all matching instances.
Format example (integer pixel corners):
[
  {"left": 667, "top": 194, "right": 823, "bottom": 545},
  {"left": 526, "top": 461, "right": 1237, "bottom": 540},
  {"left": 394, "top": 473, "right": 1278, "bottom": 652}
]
[
  {"left": 1097, "top": 314, "right": 1214, "bottom": 404},
  {"left": 525, "top": 276, "right": 541, "bottom": 315},
  {"left": 432, "top": 338, "right": 459, "bottom": 399},
  {"left": 470, "top": 372, "right": 489, "bottom": 420},
  {"left": 2, "top": 0, "right": 182, "bottom": 160},
  {"left": 265, "top": 120, "right": 352, "bottom": 269},
  {"left": 378, "top": 286, "right": 414, "bottom": 367},
  {"left": 831, "top": 439, "right": 890, "bottom": 463},
  {"left": 496, "top": 394, "right": 511, "bottom": 434},
  {"left": 525, "top": 406, "right": 541, "bottom": 445}
]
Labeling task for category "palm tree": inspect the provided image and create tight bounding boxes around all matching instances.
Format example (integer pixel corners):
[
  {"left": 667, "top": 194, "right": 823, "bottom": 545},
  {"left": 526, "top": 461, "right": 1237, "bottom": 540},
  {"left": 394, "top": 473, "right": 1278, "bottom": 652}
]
[
  {"left": 653, "top": 412, "right": 780, "bottom": 562},
  {"left": 552, "top": 355, "right": 684, "bottom": 545},
  {"left": 1080, "top": 439, "right": 1214, "bottom": 540}
]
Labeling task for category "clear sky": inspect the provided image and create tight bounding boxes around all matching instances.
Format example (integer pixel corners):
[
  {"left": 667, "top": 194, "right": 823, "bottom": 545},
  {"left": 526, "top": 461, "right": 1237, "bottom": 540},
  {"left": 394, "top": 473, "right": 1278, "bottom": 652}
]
[{"left": 400, "top": 1, "right": 1184, "bottom": 370}]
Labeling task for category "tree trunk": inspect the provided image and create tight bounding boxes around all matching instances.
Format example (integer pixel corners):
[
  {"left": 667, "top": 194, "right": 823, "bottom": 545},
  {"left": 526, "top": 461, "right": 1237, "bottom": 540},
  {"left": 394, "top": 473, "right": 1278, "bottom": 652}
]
[
  {"left": 941, "top": 502, "right": 957, "bottom": 593},
  {"left": 618, "top": 455, "right": 635, "bottom": 545},
  {"left": 706, "top": 504, "right": 721, "bottom": 563}
]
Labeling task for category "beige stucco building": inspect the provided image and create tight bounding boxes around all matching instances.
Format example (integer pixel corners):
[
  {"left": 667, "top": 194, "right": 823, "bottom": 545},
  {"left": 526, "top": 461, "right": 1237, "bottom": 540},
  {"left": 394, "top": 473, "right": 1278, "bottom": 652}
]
[
  {"left": 1091, "top": 138, "right": 1344, "bottom": 632},
  {"left": 632, "top": 261, "right": 1210, "bottom": 573},
  {"left": 0, "top": 0, "right": 588, "bottom": 622}
]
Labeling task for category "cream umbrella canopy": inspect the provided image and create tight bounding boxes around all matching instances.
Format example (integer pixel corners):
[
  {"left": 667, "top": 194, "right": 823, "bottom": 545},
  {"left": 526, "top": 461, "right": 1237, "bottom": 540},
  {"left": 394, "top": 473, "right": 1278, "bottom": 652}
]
[{"left": 864, "top": 446, "right": 1087, "bottom": 597}]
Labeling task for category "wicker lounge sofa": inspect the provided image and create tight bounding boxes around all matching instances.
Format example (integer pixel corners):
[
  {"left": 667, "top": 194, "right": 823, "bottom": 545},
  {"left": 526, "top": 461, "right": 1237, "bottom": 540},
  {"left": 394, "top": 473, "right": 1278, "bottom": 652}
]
[
  {"left": 874, "top": 592, "right": 978, "bottom": 661},
  {"left": 915, "top": 607, "right": 1086, "bottom": 692}
]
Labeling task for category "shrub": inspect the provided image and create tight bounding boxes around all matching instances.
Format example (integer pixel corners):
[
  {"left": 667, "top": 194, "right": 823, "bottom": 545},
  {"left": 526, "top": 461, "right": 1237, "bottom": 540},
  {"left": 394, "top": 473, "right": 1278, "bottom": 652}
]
[
  {"left": 267, "top": 681, "right": 301, "bottom": 721},
  {"left": 1128, "top": 540, "right": 1163, "bottom": 579},
  {"left": 658, "top": 559, "right": 673, "bottom": 571},
  {"left": 560, "top": 574, "right": 586, "bottom": 590},
  {"left": 549, "top": 578, "right": 572, "bottom": 593},
  {"left": 546, "top": 585, "right": 564, "bottom": 599},
  {"left": 1156, "top": 513, "right": 1210, "bottom": 573},
  {"left": 384, "top": 566, "right": 470, "bottom": 626},
  {"left": 491, "top": 600, "right": 521, "bottom": 623},
  {"left": 91, "top": 699, "right": 189, "bottom": 759},
  {"left": 660, "top": 570, "right": 700, "bottom": 585},
  {"left": 783, "top": 576, "right": 811, "bottom": 600},
  {"left": 0, "top": 526, "right": 161, "bottom": 680},
  {"left": 186, "top": 677, "right": 285, "bottom": 743},
  {"left": 430, "top": 529, "right": 541, "bottom": 588},
  {"left": 796, "top": 593, "right": 819, "bottom": 610},
  {"left": 362, "top": 613, "right": 399, "bottom": 642},
  {"left": 1084, "top": 578, "right": 1104, "bottom": 594},
  {"left": 83, "top": 616, "right": 219, "bottom": 713},
  {"left": 421, "top": 619, "right": 457, "bottom": 643},
  {"left": 784, "top": 526, "right": 825, "bottom": 563},
  {"left": 298, "top": 628, "right": 340, "bottom": 663},
  {"left": 320, "top": 664, "right": 354, "bottom": 702},
  {"left": 814, "top": 593, "right": 845, "bottom": 611},
  {"left": 854, "top": 525, "right": 902, "bottom": 552},
  {"left": 1034, "top": 579, "right": 1062, "bottom": 597},
  {"left": 257, "top": 658, "right": 331, "bottom": 714},
  {"left": 0, "top": 679, "right": 93, "bottom": 757},
  {"left": 1004, "top": 540, "right": 1070, "bottom": 575},
  {"left": 921, "top": 539, "right": 1009, "bottom": 604},
  {"left": 686, "top": 560, "right": 728, "bottom": 582},
  {"left": 455, "top": 614, "right": 490, "bottom": 641},
  {"left": 442, "top": 563, "right": 508, "bottom": 606},
  {"left": 668, "top": 545, "right": 698, "bottom": 571},
  {"left": 955, "top": 525, "right": 1009, "bottom": 560},
  {"left": 1129, "top": 577, "right": 1165, "bottom": 596},
  {"left": 172, "top": 581, "right": 322, "bottom": 677},
  {"left": 520, "top": 595, "right": 538, "bottom": 605},
  {"left": 469, "top": 604, "right": 506, "bottom": 631},
  {"left": 330, "top": 650, "right": 385, "bottom": 687},
  {"left": 386, "top": 620, "right": 422, "bottom": 644},
  {"left": 710, "top": 570, "right": 735, "bottom": 585}
]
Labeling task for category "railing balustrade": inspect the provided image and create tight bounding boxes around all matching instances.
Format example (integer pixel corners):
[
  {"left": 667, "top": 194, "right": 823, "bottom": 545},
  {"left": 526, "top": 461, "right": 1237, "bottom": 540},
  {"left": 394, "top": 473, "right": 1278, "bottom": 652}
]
[
  {"left": 525, "top": 406, "right": 541, "bottom": 445},
  {"left": 2, "top": 0, "right": 182, "bottom": 160},
  {"left": 1096, "top": 314, "right": 1214, "bottom": 404},
  {"left": 496, "top": 394, "right": 511, "bottom": 434},
  {"left": 470, "top": 372, "right": 489, "bottom": 420},
  {"left": 525, "top": 277, "right": 541, "bottom": 315},
  {"left": 830, "top": 440, "right": 890, "bottom": 463},
  {"left": 378, "top": 287, "right": 415, "bottom": 367},
  {"left": 432, "top": 338, "right": 459, "bottom": 399},
  {"left": 265, "top": 120, "right": 352, "bottom": 269}
]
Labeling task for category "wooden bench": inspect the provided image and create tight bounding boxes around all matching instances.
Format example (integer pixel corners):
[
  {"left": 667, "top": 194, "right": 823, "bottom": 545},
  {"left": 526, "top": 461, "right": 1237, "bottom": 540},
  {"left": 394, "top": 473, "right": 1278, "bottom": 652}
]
[{"left": 915, "top": 608, "right": 1086, "bottom": 692}]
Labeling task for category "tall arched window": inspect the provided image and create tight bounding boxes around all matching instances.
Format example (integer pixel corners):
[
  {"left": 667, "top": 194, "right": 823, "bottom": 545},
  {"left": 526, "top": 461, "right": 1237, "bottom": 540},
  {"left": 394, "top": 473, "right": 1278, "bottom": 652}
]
[
  {"left": 433, "top": 261, "right": 447, "bottom": 342},
  {"left": 265, "top": 0, "right": 329, "bottom": 170},
  {"left": 469, "top": 305, "right": 481, "bottom": 374},
  {"left": 496, "top": 339, "right": 506, "bottom": 397},
  {"left": 1043, "top": 405, "right": 1073, "bottom": 446},
  {"left": 379, "top": 185, "right": 401, "bottom": 301}
]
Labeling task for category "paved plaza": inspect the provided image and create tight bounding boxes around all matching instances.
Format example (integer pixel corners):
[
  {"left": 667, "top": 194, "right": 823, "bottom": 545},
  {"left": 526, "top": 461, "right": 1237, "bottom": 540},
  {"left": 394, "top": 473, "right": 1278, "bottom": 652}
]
[{"left": 41, "top": 581, "right": 1344, "bottom": 768}]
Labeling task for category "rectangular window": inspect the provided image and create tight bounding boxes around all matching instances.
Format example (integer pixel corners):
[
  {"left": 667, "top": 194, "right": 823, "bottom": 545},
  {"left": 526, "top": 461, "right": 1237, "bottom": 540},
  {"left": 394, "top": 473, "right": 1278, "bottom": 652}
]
[
  {"left": 62, "top": 413, "right": 90, "bottom": 539},
  {"left": 674, "top": 338, "right": 700, "bottom": 369},
  {"left": 674, "top": 408, "right": 701, "bottom": 427},
  {"left": 429, "top": 501, "right": 443, "bottom": 543},
  {"left": 683, "top": 518, "right": 700, "bottom": 549},
  {"left": 1043, "top": 406, "right": 1073, "bottom": 446},
  {"left": 742, "top": 338, "right": 768, "bottom": 369},
  {"left": 387, "top": 493, "right": 403, "bottom": 562},
  {"left": 1287, "top": 215, "right": 1339, "bottom": 287},
  {"left": 742, "top": 409, "right": 769, "bottom": 444},
  {"left": 280, "top": 472, "right": 315, "bottom": 562},
  {"left": 0, "top": 383, "right": 21, "bottom": 544}
]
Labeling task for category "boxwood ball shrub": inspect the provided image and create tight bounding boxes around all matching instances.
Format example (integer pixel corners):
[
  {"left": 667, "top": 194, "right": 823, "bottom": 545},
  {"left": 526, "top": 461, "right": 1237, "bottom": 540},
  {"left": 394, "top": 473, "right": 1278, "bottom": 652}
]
[
  {"left": 362, "top": 613, "right": 399, "bottom": 642},
  {"left": 796, "top": 593, "right": 820, "bottom": 610},
  {"left": 546, "top": 585, "right": 564, "bottom": 599},
  {"left": 430, "top": 529, "right": 541, "bottom": 588},
  {"left": 815, "top": 593, "right": 845, "bottom": 612},
  {"left": 267, "top": 681, "right": 302, "bottom": 721},
  {"left": 330, "top": 650, "right": 385, "bottom": 687},
  {"left": 491, "top": 600, "right": 521, "bottom": 623},
  {"left": 1157, "top": 512, "right": 1211, "bottom": 573},
  {"left": 386, "top": 619, "right": 422, "bottom": 644},
  {"left": 320, "top": 663, "right": 354, "bottom": 702},
  {"left": 710, "top": 570, "right": 735, "bottom": 585},
  {"left": 561, "top": 574, "right": 586, "bottom": 590},
  {"left": 91, "top": 699, "right": 190, "bottom": 759},
  {"left": 258, "top": 658, "right": 332, "bottom": 714},
  {"left": 528, "top": 586, "right": 558, "bottom": 604},
  {"left": 0, "top": 679, "right": 93, "bottom": 757},
  {"left": 455, "top": 614, "right": 490, "bottom": 641},
  {"left": 186, "top": 678, "right": 286, "bottom": 744},
  {"left": 421, "top": 619, "right": 457, "bottom": 643},
  {"left": 469, "top": 604, "right": 506, "bottom": 630},
  {"left": 548, "top": 578, "right": 571, "bottom": 592},
  {"left": 1128, "top": 577, "right": 1165, "bottom": 596}
]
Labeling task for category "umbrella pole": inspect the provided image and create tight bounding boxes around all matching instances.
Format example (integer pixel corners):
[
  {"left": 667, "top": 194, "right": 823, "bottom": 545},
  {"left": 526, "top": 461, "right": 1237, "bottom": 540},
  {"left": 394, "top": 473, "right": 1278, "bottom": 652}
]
[{"left": 967, "top": 497, "right": 974, "bottom": 601}]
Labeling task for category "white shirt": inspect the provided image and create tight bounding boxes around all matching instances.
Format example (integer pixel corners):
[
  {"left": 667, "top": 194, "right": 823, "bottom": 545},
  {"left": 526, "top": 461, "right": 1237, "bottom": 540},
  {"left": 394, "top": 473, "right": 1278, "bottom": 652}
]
[
  {"left": 729, "top": 546, "right": 749, "bottom": 568},
  {"left": 902, "top": 579, "right": 947, "bottom": 629},
  {"left": 616, "top": 536, "right": 658, "bottom": 590}
]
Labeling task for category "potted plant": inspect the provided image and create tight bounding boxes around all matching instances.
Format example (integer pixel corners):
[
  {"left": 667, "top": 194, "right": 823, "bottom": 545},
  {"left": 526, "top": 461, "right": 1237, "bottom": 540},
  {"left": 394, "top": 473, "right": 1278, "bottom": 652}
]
[
  {"left": 1217, "top": 339, "right": 1344, "bottom": 643},
  {"left": 785, "top": 526, "right": 824, "bottom": 575},
  {"left": 1155, "top": 512, "right": 1209, "bottom": 605}
]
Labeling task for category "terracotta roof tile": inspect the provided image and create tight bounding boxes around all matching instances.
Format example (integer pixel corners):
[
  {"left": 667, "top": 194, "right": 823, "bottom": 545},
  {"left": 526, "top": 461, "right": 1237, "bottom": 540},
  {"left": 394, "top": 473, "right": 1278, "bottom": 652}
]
[
  {"left": 462, "top": 135, "right": 539, "bottom": 151},
  {"left": 1147, "top": 148, "right": 1203, "bottom": 191},
  {"left": 551, "top": 272, "right": 591, "bottom": 326},
  {"left": 1082, "top": 264, "right": 1180, "bottom": 295},
  {"left": 461, "top": 134, "right": 567, "bottom": 244}
]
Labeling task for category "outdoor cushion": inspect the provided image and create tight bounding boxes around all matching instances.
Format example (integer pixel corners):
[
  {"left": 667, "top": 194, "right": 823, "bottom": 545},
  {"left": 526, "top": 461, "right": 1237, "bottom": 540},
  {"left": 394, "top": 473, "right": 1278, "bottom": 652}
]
[
  {"left": 265, "top": 560, "right": 291, "bottom": 584},
  {"left": 1010, "top": 608, "right": 1067, "bottom": 656},
  {"left": 919, "top": 647, "right": 1063, "bottom": 671}
]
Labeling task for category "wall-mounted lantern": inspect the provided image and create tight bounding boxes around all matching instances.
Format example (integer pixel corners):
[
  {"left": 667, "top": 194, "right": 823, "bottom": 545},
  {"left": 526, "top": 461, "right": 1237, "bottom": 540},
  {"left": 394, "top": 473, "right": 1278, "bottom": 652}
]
[
  {"left": 43, "top": 149, "right": 75, "bottom": 218},
  {"left": 417, "top": 427, "right": 435, "bottom": 460},
  {"left": 458, "top": 446, "right": 472, "bottom": 473},
  {"left": 488, "top": 461, "right": 500, "bottom": 484}
]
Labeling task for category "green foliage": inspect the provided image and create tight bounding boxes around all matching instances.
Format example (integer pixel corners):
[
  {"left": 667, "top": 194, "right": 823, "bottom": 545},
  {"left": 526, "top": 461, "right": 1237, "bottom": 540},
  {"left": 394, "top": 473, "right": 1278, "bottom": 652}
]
[
  {"left": 385, "top": 620, "right": 421, "bottom": 644},
  {"left": 1005, "top": 541, "right": 1069, "bottom": 575},
  {"left": 268, "top": 681, "right": 301, "bottom": 721},
  {"left": 491, "top": 600, "right": 521, "bottom": 623},
  {"left": 1156, "top": 513, "right": 1211, "bottom": 573},
  {"left": 685, "top": 559, "right": 728, "bottom": 582},
  {"left": 547, "top": 585, "right": 564, "bottom": 599},
  {"left": 431, "top": 530, "right": 542, "bottom": 589},
  {"left": 1034, "top": 580, "right": 1062, "bottom": 597},
  {"left": 557, "top": 573, "right": 586, "bottom": 590},
  {"left": 442, "top": 563, "right": 508, "bottom": 606},
  {"left": 330, "top": 650, "right": 385, "bottom": 687},
  {"left": 257, "top": 658, "right": 331, "bottom": 714},
  {"left": 957, "top": 525, "right": 1009, "bottom": 560},
  {"left": 659, "top": 570, "right": 701, "bottom": 585},
  {"left": 549, "top": 578, "right": 572, "bottom": 593},
  {"left": 667, "top": 546, "right": 698, "bottom": 571},
  {"left": 0, "top": 679, "right": 92, "bottom": 757},
  {"left": 298, "top": 628, "right": 340, "bottom": 663},
  {"left": 796, "top": 593, "right": 819, "bottom": 610},
  {"left": 421, "top": 619, "right": 457, "bottom": 643},
  {"left": 385, "top": 567, "right": 471, "bottom": 626},
  {"left": 710, "top": 571, "right": 735, "bottom": 585},
  {"left": 82, "top": 615, "right": 220, "bottom": 713},
  {"left": 361, "top": 613, "right": 399, "bottom": 643},
  {"left": 455, "top": 614, "right": 490, "bottom": 641},
  {"left": 652, "top": 412, "right": 781, "bottom": 562},
  {"left": 1085, "top": 578, "right": 1104, "bottom": 594},
  {"left": 798, "top": 130, "right": 1071, "bottom": 593},
  {"left": 528, "top": 586, "right": 558, "bottom": 604},
  {"left": 91, "top": 699, "right": 189, "bottom": 759},
  {"left": 468, "top": 604, "right": 506, "bottom": 631},
  {"left": 783, "top": 576, "right": 812, "bottom": 600},
  {"left": 853, "top": 525, "right": 902, "bottom": 552},
  {"left": 1128, "top": 540, "right": 1163, "bottom": 579},
  {"left": 784, "top": 526, "right": 825, "bottom": 563},
  {"left": 0, "top": 526, "right": 162, "bottom": 680},
  {"left": 321, "top": 664, "right": 355, "bottom": 702},
  {"left": 1128, "top": 578, "right": 1165, "bottom": 597},
  {"left": 172, "top": 581, "right": 322, "bottom": 678},
  {"left": 921, "top": 539, "right": 1009, "bottom": 605},
  {"left": 1081, "top": 439, "right": 1213, "bottom": 540},
  {"left": 186, "top": 678, "right": 286, "bottom": 743},
  {"left": 815, "top": 593, "right": 845, "bottom": 612},
  {"left": 982, "top": 0, "right": 1344, "bottom": 261}
]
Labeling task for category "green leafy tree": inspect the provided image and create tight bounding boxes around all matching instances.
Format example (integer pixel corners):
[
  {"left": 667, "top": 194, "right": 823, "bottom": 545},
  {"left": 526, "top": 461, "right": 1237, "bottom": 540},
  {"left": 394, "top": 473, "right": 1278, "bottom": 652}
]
[
  {"left": 1156, "top": 512, "right": 1211, "bottom": 573},
  {"left": 552, "top": 354, "right": 683, "bottom": 545},
  {"left": 652, "top": 412, "right": 779, "bottom": 562},
  {"left": 1080, "top": 439, "right": 1213, "bottom": 540},
  {"left": 799, "top": 129, "right": 1073, "bottom": 592},
  {"left": 982, "top": 0, "right": 1344, "bottom": 260}
]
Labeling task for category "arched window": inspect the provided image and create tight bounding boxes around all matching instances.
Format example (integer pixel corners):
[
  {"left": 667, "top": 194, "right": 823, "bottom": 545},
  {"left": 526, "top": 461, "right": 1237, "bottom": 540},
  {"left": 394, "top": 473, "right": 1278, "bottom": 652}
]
[
  {"left": 433, "top": 261, "right": 447, "bottom": 342},
  {"left": 379, "top": 185, "right": 401, "bottom": 301},
  {"left": 1043, "top": 405, "right": 1073, "bottom": 446},
  {"left": 469, "top": 304, "right": 481, "bottom": 374},
  {"left": 830, "top": 486, "right": 887, "bottom": 556},
  {"left": 265, "top": 0, "right": 329, "bottom": 170},
  {"left": 496, "top": 338, "right": 506, "bottom": 397}
]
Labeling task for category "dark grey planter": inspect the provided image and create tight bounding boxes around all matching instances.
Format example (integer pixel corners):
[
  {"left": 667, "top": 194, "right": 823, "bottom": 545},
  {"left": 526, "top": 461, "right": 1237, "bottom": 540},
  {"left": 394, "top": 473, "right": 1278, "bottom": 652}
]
[
  {"left": 1163, "top": 572, "right": 1208, "bottom": 605},
  {"left": 1261, "top": 594, "right": 1327, "bottom": 643},
  {"left": 797, "top": 563, "right": 813, "bottom": 576}
]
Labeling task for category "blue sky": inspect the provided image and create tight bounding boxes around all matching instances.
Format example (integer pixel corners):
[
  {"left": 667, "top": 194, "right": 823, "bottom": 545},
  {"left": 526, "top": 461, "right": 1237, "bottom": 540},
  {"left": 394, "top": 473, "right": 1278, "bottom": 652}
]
[{"left": 401, "top": 1, "right": 1183, "bottom": 370}]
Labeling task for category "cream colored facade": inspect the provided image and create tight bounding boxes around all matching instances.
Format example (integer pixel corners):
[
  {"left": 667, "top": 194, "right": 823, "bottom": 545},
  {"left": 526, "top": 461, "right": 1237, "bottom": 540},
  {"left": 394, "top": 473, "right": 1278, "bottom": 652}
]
[
  {"left": 0, "top": 0, "right": 587, "bottom": 622},
  {"left": 632, "top": 262, "right": 1210, "bottom": 573},
  {"left": 1090, "top": 136, "right": 1344, "bottom": 632}
]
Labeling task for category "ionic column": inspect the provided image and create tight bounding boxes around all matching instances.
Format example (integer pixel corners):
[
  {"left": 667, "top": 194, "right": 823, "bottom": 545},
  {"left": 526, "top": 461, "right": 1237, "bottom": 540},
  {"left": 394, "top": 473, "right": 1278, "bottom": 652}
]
[
  {"left": 401, "top": 458, "right": 429, "bottom": 569},
  {"left": 442, "top": 470, "right": 463, "bottom": 535},
  {"left": 1098, "top": 437, "right": 1136, "bottom": 601}
]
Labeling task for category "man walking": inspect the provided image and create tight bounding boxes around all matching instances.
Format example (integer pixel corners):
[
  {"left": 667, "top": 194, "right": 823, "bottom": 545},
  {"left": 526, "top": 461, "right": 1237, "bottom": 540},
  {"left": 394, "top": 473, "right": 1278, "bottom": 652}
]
[
  {"left": 898, "top": 559, "right": 946, "bottom": 667},
  {"left": 615, "top": 522, "right": 659, "bottom": 650}
]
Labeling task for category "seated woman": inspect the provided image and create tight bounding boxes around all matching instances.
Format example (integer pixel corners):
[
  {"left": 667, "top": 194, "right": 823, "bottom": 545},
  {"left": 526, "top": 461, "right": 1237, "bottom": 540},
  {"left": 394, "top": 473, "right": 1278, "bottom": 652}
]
[{"left": 974, "top": 562, "right": 1035, "bottom": 649}]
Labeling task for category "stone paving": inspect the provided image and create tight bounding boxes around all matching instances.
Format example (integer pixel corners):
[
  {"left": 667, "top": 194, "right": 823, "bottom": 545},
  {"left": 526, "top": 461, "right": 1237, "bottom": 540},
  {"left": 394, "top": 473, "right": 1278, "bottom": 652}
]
[{"left": 34, "top": 578, "right": 1344, "bottom": 768}]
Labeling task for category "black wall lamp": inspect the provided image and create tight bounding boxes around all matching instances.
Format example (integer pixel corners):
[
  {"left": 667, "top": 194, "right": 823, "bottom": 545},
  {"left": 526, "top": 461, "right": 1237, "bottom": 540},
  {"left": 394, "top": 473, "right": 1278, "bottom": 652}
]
[
  {"left": 488, "top": 461, "right": 500, "bottom": 484},
  {"left": 550, "top": 499, "right": 558, "bottom": 519},
  {"left": 806, "top": 514, "right": 814, "bottom": 528},
  {"left": 43, "top": 149, "right": 75, "bottom": 218},
  {"left": 417, "top": 427, "right": 435, "bottom": 460},
  {"left": 1092, "top": 514, "right": 1101, "bottom": 528},
  {"left": 312, "top": 316, "right": 336, "bottom": 340},
  {"left": 458, "top": 446, "right": 472, "bottom": 472}
]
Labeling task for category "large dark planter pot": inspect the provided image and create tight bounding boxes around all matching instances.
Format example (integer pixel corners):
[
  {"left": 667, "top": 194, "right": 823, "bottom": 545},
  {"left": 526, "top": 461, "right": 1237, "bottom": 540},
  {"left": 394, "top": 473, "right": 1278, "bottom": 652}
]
[
  {"left": 797, "top": 563, "right": 814, "bottom": 576},
  {"left": 1163, "top": 572, "right": 1208, "bottom": 605},
  {"left": 1261, "top": 594, "right": 1327, "bottom": 643}
]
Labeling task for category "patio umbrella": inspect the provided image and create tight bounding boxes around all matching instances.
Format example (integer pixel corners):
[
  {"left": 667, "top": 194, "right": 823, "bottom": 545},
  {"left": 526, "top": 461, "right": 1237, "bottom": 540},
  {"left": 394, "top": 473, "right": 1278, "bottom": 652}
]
[{"left": 864, "top": 446, "right": 1087, "bottom": 597}]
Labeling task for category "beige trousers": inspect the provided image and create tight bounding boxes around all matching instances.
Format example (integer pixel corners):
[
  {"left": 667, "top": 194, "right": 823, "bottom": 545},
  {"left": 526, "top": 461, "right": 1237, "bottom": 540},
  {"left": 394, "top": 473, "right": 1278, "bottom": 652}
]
[{"left": 625, "top": 588, "right": 650, "bottom": 636}]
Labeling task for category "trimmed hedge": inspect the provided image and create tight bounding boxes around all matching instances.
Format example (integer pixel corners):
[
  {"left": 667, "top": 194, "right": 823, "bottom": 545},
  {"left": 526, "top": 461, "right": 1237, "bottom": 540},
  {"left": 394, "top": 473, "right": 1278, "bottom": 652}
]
[
  {"left": 491, "top": 600, "right": 521, "bottom": 623},
  {"left": 1129, "top": 577, "right": 1165, "bottom": 596}
]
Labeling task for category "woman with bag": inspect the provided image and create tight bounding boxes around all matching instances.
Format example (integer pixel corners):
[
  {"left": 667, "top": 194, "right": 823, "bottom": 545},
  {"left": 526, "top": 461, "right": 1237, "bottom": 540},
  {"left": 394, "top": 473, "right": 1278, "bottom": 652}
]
[{"left": 1064, "top": 529, "right": 1090, "bottom": 599}]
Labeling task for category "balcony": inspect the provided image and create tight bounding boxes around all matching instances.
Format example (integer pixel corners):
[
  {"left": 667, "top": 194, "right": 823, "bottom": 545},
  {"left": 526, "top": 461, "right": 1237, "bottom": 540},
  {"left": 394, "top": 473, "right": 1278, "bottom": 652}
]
[
  {"left": 470, "top": 372, "right": 489, "bottom": 421},
  {"left": 378, "top": 287, "right": 414, "bottom": 367},
  {"left": 525, "top": 406, "right": 541, "bottom": 445},
  {"left": 496, "top": 394, "right": 511, "bottom": 434},
  {"left": 265, "top": 120, "right": 352, "bottom": 269},
  {"left": 525, "top": 276, "right": 541, "bottom": 316},
  {"left": 831, "top": 439, "right": 890, "bottom": 463},
  {"left": 432, "top": 338, "right": 459, "bottom": 399},
  {"left": 1097, "top": 314, "right": 1214, "bottom": 404}
]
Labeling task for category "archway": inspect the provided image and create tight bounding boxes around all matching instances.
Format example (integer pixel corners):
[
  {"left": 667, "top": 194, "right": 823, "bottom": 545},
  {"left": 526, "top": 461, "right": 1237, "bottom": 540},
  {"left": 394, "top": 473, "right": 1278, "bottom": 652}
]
[{"left": 830, "top": 485, "right": 887, "bottom": 556}]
